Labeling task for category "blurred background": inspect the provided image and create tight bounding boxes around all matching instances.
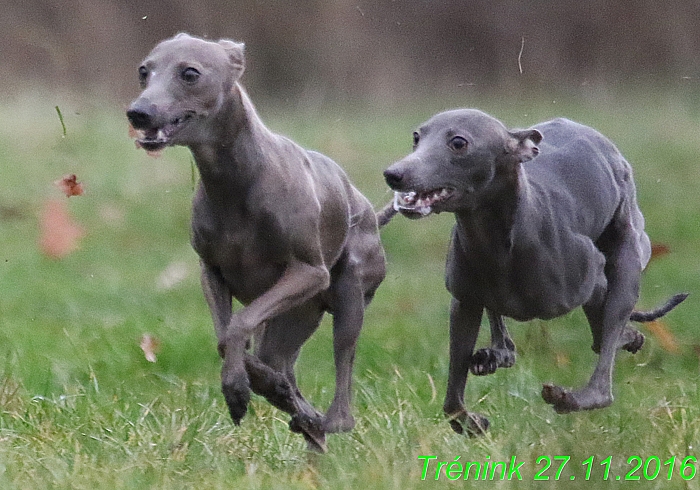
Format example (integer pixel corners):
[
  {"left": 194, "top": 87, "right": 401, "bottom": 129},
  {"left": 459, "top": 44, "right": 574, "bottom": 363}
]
[
  {"left": 4, "top": 0, "right": 700, "bottom": 106},
  {"left": 2, "top": 2, "right": 700, "bottom": 486}
]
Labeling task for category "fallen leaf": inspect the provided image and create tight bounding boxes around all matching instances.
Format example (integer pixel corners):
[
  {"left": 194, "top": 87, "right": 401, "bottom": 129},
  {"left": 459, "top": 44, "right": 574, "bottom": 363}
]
[
  {"left": 650, "top": 242, "right": 671, "bottom": 262},
  {"left": 646, "top": 320, "right": 680, "bottom": 354},
  {"left": 156, "top": 261, "right": 190, "bottom": 290},
  {"left": 39, "top": 199, "right": 85, "bottom": 259},
  {"left": 140, "top": 334, "right": 161, "bottom": 363},
  {"left": 54, "top": 174, "right": 84, "bottom": 197}
]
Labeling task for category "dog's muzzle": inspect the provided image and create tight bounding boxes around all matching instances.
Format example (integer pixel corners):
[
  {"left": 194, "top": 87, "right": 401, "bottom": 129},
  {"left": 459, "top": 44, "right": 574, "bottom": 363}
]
[{"left": 393, "top": 188, "right": 454, "bottom": 217}]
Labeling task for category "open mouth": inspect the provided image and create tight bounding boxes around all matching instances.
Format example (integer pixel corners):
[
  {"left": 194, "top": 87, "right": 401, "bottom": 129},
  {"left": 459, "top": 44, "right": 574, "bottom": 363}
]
[
  {"left": 393, "top": 187, "right": 454, "bottom": 217},
  {"left": 133, "top": 113, "right": 194, "bottom": 152}
]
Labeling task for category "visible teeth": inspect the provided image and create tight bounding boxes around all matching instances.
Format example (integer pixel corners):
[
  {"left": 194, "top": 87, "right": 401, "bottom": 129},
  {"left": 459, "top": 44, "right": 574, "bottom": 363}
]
[
  {"left": 392, "top": 192, "right": 402, "bottom": 211},
  {"left": 393, "top": 188, "right": 450, "bottom": 215},
  {"left": 157, "top": 129, "right": 166, "bottom": 140}
]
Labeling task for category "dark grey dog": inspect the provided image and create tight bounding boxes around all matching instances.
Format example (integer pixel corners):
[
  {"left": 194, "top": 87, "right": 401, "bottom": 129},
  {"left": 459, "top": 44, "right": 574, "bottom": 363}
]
[
  {"left": 127, "top": 33, "right": 387, "bottom": 451},
  {"left": 383, "top": 109, "right": 686, "bottom": 435}
]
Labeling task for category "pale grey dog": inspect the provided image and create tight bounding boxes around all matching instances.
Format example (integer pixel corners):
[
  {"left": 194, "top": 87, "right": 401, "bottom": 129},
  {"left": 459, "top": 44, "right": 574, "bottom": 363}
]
[
  {"left": 383, "top": 109, "right": 686, "bottom": 435},
  {"left": 127, "top": 33, "right": 387, "bottom": 451}
]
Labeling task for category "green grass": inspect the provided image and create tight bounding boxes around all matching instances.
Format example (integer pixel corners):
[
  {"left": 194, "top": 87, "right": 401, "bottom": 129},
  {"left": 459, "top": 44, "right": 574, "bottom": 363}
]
[{"left": 1, "top": 91, "right": 700, "bottom": 489}]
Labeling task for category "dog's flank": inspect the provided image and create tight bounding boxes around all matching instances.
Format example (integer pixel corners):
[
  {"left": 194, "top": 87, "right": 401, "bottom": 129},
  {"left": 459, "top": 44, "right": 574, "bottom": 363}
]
[
  {"left": 383, "top": 108, "right": 686, "bottom": 434},
  {"left": 128, "top": 33, "right": 387, "bottom": 452}
]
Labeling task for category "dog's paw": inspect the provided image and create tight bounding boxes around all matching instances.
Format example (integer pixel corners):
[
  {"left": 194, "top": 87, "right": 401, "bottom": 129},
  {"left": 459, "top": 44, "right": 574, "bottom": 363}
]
[
  {"left": 470, "top": 348, "right": 516, "bottom": 376},
  {"left": 541, "top": 383, "right": 578, "bottom": 414},
  {"left": 541, "top": 383, "right": 612, "bottom": 413},
  {"left": 221, "top": 376, "right": 251, "bottom": 425},
  {"left": 290, "top": 413, "right": 327, "bottom": 453},
  {"left": 621, "top": 330, "right": 645, "bottom": 354},
  {"left": 446, "top": 410, "right": 490, "bottom": 437},
  {"left": 322, "top": 408, "right": 355, "bottom": 434}
]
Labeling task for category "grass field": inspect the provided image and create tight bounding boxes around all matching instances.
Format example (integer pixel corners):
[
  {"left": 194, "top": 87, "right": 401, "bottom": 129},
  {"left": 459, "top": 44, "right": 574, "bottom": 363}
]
[{"left": 1, "top": 90, "right": 700, "bottom": 489}]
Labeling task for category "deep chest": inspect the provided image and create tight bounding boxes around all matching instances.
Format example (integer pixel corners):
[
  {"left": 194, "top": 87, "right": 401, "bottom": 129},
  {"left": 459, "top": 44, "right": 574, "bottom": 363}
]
[
  {"left": 191, "top": 214, "right": 288, "bottom": 302},
  {"left": 455, "top": 226, "right": 601, "bottom": 321}
]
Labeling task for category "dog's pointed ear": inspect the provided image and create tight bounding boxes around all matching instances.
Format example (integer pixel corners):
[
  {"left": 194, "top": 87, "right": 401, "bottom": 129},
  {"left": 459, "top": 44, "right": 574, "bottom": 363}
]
[
  {"left": 218, "top": 39, "right": 246, "bottom": 80},
  {"left": 508, "top": 129, "right": 542, "bottom": 162}
]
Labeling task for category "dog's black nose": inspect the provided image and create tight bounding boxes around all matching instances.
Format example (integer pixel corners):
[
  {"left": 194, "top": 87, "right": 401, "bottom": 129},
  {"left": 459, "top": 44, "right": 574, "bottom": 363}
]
[
  {"left": 383, "top": 167, "right": 404, "bottom": 189},
  {"left": 127, "top": 98, "right": 160, "bottom": 130},
  {"left": 126, "top": 108, "right": 154, "bottom": 130}
]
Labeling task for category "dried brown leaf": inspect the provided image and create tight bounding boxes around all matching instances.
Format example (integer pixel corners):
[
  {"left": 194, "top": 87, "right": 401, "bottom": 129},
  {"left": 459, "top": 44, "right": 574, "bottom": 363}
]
[
  {"left": 54, "top": 174, "right": 84, "bottom": 197},
  {"left": 646, "top": 320, "right": 680, "bottom": 354},
  {"left": 650, "top": 242, "right": 671, "bottom": 262},
  {"left": 140, "top": 334, "right": 161, "bottom": 363},
  {"left": 39, "top": 199, "right": 85, "bottom": 259}
]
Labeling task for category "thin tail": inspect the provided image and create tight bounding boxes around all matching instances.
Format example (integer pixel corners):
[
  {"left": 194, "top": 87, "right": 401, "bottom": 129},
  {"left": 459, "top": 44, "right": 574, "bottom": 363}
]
[
  {"left": 630, "top": 293, "right": 689, "bottom": 322},
  {"left": 376, "top": 200, "right": 398, "bottom": 228}
]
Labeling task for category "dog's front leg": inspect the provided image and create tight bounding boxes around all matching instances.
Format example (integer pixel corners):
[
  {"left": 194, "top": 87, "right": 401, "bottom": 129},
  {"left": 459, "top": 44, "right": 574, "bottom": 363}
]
[
  {"left": 470, "top": 310, "right": 516, "bottom": 375},
  {"left": 443, "top": 297, "right": 489, "bottom": 435},
  {"left": 220, "top": 259, "right": 330, "bottom": 426},
  {"left": 200, "top": 261, "right": 232, "bottom": 357}
]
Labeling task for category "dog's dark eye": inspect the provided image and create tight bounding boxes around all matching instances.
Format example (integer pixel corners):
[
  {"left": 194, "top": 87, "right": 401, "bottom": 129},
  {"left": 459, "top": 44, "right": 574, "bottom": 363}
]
[
  {"left": 449, "top": 136, "right": 468, "bottom": 152},
  {"left": 412, "top": 132, "right": 420, "bottom": 148},
  {"left": 138, "top": 66, "right": 148, "bottom": 87},
  {"left": 181, "top": 67, "right": 201, "bottom": 84}
]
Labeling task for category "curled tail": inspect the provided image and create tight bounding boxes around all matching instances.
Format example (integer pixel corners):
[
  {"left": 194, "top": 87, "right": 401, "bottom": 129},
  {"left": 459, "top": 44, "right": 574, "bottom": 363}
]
[
  {"left": 376, "top": 201, "right": 398, "bottom": 228},
  {"left": 630, "top": 293, "right": 688, "bottom": 322}
]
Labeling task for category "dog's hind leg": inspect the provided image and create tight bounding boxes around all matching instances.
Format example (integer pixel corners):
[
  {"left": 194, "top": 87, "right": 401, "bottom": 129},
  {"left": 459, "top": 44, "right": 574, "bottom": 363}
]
[
  {"left": 324, "top": 222, "right": 386, "bottom": 433},
  {"left": 470, "top": 310, "right": 516, "bottom": 376},
  {"left": 543, "top": 224, "right": 642, "bottom": 413},
  {"left": 584, "top": 257, "right": 645, "bottom": 356},
  {"left": 255, "top": 305, "right": 327, "bottom": 451},
  {"left": 324, "top": 272, "right": 364, "bottom": 434},
  {"left": 443, "top": 297, "right": 490, "bottom": 435}
]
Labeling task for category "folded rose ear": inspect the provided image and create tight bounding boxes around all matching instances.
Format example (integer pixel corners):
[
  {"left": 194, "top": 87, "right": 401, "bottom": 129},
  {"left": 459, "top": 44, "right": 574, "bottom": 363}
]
[
  {"left": 218, "top": 39, "right": 245, "bottom": 81},
  {"left": 509, "top": 129, "right": 542, "bottom": 162}
]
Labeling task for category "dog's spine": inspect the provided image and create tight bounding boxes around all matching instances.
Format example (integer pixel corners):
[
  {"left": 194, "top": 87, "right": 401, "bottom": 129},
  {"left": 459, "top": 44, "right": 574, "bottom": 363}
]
[{"left": 630, "top": 292, "right": 689, "bottom": 322}]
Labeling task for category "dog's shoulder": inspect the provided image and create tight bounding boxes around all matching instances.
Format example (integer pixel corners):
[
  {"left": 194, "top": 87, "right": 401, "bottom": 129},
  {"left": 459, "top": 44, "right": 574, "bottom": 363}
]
[{"left": 532, "top": 118, "right": 624, "bottom": 171}]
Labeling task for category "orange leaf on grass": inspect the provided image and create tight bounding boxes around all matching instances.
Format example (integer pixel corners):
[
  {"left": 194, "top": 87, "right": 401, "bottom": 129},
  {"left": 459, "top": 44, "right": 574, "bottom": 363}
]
[
  {"left": 649, "top": 242, "right": 671, "bottom": 262},
  {"left": 54, "top": 174, "right": 84, "bottom": 197},
  {"left": 140, "top": 334, "right": 161, "bottom": 363},
  {"left": 646, "top": 320, "right": 680, "bottom": 354},
  {"left": 39, "top": 199, "right": 85, "bottom": 259}
]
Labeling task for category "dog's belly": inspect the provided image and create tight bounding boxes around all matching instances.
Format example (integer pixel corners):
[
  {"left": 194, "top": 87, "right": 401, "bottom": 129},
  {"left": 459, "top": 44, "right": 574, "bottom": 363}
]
[
  {"left": 480, "top": 280, "right": 590, "bottom": 321},
  {"left": 461, "top": 241, "right": 606, "bottom": 322}
]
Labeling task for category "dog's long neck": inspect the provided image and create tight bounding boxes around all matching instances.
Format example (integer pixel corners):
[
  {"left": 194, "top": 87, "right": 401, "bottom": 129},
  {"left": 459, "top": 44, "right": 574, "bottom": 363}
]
[
  {"left": 454, "top": 163, "right": 525, "bottom": 254},
  {"left": 189, "top": 83, "right": 274, "bottom": 206}
]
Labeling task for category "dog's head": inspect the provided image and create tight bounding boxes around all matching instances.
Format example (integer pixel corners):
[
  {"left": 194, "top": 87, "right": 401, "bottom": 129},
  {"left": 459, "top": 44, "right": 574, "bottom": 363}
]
[
  {"left": 127, "top": 33, "right": 245, "bottom": 152},
  {"left": 383, "top": 109, "right": 542, "bottom": 218}
]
